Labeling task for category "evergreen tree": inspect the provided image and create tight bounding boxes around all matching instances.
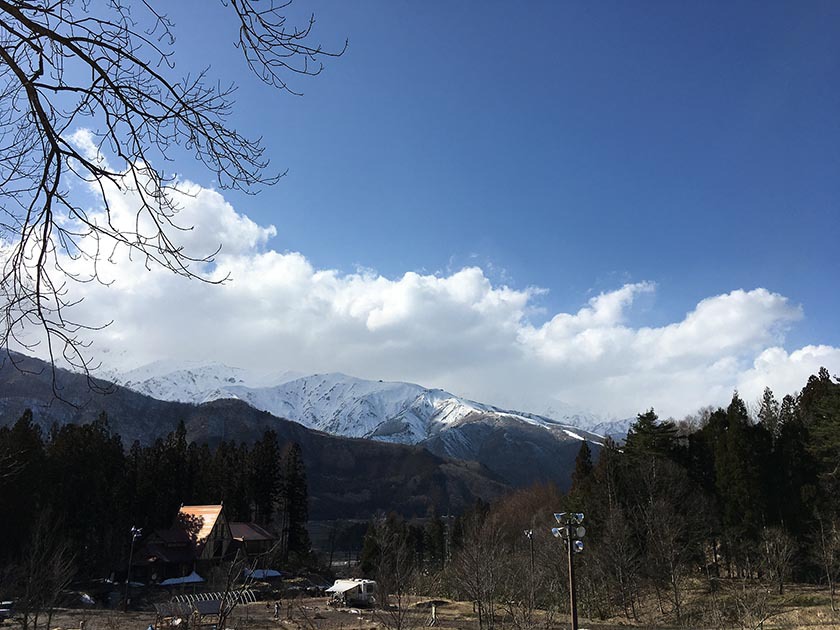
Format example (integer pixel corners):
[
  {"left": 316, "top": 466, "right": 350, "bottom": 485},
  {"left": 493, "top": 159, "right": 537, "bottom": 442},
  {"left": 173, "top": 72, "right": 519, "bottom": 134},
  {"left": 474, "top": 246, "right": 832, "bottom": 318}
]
[
  {"left": 773, "top": 410, "right": 817, "bottom": 539},
  {"left": 799, "top": 368, "right": 840, "bottom": 482},
  {"left": 279, "top": 442, "right": 311, "bottom": 561},
  {"left": 249, "top": 430, "right": 282, "bottom": 524},
  {"left": 570, "top": 440, "right": 594, "bottom": 498},
  {"left": 359, "top": 519, "right": 382, "bottom": 578},
  {"left": 757, "top": 387, "right": 781, "bottom": 441},
  {"left": 624, "top": 409, "right": 677, "bottom": 458},
  {"left": 44, "top": 414, "right": 128, "bottom": 575},
  {"left": 714, "top": 393, "right": 768, "bottom": 569},
  {"left": 422, "top": 514, "right": 446, "bottom": 572},
  {"left": 0, "top": 411, "right": 46, "bottom": 563}
]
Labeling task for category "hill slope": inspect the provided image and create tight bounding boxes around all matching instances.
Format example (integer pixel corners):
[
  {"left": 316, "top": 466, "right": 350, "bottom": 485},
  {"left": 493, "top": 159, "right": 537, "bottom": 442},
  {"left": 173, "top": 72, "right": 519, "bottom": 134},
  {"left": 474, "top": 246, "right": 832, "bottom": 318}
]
[{"left": 0, "top": 353, "right": 507, "bottom": 518}]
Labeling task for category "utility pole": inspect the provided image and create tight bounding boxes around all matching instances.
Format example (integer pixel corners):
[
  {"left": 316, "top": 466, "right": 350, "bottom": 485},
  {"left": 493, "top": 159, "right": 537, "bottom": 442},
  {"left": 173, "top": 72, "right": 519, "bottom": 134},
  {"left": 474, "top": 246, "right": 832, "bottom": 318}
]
[
  {"left": 566, "top": 525, "right": 578, "bottom": 630},
  {"left": 551, "top": 513, "right": 585, "bottom": 630}
]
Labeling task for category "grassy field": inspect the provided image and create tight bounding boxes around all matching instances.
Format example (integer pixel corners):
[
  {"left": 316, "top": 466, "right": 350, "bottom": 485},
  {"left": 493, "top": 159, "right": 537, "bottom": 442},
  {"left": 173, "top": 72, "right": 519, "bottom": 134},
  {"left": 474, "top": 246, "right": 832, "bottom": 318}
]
[{"left": 30, "top": 585, "right": 840, "bottom": 630}]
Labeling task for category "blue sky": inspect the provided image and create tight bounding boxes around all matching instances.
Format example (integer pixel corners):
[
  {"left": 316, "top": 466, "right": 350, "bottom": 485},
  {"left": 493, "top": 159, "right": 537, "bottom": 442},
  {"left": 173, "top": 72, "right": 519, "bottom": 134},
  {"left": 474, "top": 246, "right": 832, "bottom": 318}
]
[
  {"left": 161, "top": 1, "right": 839, "bottom": 347},
  {"left": 49, "top": 1, "right": 840, "bottom": 418}
]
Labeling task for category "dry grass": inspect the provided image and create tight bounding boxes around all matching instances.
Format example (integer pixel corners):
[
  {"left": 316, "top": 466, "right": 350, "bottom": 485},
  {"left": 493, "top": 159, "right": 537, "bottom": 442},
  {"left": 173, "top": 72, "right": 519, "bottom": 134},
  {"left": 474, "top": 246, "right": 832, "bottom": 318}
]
[{"left": 30, "top": 586, "right": 840, "bottom": 630}]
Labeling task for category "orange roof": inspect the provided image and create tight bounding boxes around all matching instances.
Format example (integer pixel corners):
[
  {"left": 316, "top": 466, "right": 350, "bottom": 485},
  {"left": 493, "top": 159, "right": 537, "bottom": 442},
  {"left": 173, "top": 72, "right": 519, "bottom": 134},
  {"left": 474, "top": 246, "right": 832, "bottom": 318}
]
[{"left": 176, "top": 505, "right": 224, "bottom": 543}]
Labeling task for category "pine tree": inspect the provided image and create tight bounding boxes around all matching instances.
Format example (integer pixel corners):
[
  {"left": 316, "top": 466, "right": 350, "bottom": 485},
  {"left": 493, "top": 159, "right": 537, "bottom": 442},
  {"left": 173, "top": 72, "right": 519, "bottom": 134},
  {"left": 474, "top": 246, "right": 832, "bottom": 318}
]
[
  {"left": 570, "top": 440, "right": 594, "bottom": 498},
  {"left": 799, "top": 368, "right": 840, "bottom": 481},
  {"left": 0, "top": 410, "right": 46, "bottom": 563},
  {"left": 714, "top": 393, "right": 768, "bottom": 569},
  {"left": 45, "top": 414, "right": 128, "bottom": 575},
  {"left": 279, "top": 442, "right": 311, "bottom": 562},
  {"left": 757, "top": 387, "right": 781, "bottom": 441},
  {"left": 624, "top": 409, "right": 677, "bottom": 458},
  {"left": 249, "top": 431, "right": 282, "bottom": 525}
]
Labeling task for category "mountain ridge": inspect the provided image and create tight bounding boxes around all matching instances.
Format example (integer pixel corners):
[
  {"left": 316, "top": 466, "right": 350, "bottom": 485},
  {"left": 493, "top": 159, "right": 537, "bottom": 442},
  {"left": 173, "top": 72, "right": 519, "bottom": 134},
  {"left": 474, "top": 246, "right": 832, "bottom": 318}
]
[
  {"left": 104, "top": 362, "right": 624, "bottom": 447},
  {"left": 0, "top": 352, "right": 508, "bottom": 519}
]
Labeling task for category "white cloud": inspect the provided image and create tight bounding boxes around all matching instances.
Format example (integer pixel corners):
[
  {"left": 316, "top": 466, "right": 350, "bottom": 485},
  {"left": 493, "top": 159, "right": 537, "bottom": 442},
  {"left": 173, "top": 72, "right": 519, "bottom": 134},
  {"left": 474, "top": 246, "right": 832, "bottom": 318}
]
[
  {"left": 14, "top": 171, "right": 839, "bottom": 420},
  {"left": 736, "top": 345, "right": 840, "bottom": 406}
]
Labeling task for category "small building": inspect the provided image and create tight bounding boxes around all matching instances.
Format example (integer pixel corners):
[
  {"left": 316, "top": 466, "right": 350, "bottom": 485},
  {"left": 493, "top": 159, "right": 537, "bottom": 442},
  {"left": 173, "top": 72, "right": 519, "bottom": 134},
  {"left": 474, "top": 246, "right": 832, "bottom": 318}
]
[
  {"left": 177, "top": 505, "right": 233, "bottom": 561},
  {"left": 229, "top": 522, "right": 276, "bottom": 557},
  {"left": 135, "top": 504, "right": 233, "bottom": 581},
  {"left": 326, "top": 579, "right": 377, "bottom": 607}
]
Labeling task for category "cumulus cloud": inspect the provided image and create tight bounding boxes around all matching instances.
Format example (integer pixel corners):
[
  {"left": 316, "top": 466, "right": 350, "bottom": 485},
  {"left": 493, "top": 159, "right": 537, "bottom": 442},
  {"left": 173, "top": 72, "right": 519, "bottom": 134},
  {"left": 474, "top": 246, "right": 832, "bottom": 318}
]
[{"left": 18, "top": 171, "right": 839, "bottom": 420}]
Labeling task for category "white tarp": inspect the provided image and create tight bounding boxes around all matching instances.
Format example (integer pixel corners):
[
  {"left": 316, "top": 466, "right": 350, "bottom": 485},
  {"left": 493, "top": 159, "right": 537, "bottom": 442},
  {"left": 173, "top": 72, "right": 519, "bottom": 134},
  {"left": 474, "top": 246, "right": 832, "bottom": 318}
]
[
  {"left": 159, "top": 571, "right": 205, "bottom": 586},
  {"left": 326, "top": 580, "right": 361, "bottom": 594},
  {"left": 244, "top": 569, "right": 282, "bottom": 579},
  {"left": 326, "top": 579, "right": 375, "bottom": 595}
]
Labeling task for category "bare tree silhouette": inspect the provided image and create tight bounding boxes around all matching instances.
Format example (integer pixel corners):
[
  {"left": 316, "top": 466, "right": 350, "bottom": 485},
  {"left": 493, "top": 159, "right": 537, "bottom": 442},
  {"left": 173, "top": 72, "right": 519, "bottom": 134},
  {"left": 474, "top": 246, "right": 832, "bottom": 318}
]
[{"left": 0, "top": 0, "right": 344, "bottom": 386}]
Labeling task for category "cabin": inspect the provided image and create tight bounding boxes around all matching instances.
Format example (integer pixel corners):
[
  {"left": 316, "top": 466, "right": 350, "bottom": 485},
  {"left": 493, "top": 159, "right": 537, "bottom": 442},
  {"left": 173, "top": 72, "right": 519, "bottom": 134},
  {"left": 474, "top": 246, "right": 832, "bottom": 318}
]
[
  {"left": 135, "top": 504, "right": 233, "bottom": 581},
  {"left": 230, "top": 522, "right": 276, "bottom": 557},
  {"left": 326, "top": 579, "right": 377, "bottom": 607},
  {"left": 134, "top": 504, "right": 280, "bottom": 583}
]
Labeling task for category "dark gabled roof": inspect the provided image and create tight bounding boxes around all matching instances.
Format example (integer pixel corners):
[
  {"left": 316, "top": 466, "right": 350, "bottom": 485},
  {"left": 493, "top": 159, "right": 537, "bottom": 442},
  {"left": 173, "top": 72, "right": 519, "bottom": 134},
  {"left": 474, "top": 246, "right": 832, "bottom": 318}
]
[
  {"left": 152, "top": 527, "right": 192, "bottom": 545},
  {"left": 229, "top": 522, "right": 275, "bottom": 542},
  {"left": 137, "top": 542, "right": 195, "bottom": 566}
]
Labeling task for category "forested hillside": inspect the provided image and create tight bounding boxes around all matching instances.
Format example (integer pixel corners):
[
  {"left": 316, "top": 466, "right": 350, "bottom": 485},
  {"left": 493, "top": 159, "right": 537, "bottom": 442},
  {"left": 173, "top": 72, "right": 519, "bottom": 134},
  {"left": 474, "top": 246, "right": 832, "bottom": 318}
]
[{"left": 354, "top": 368, "right": 840, "bottom": 627}]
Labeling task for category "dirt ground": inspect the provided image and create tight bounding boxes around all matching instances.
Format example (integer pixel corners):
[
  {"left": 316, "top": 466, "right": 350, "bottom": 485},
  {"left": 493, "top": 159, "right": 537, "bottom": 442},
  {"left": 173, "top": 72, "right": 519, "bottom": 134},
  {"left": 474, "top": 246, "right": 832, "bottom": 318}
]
[{"left": 31, "top": 592, "right": 840, "bottom": 630}]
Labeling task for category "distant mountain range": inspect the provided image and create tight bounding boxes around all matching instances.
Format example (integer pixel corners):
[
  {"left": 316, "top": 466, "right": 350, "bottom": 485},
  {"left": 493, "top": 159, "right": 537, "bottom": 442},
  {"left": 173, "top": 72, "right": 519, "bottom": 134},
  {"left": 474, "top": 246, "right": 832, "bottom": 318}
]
[
  {"left": 1, "top": 352, "right": 633, "bottom": 516},
  {"left": 105, "top": 361, "right": 633, "bottom": 444}
]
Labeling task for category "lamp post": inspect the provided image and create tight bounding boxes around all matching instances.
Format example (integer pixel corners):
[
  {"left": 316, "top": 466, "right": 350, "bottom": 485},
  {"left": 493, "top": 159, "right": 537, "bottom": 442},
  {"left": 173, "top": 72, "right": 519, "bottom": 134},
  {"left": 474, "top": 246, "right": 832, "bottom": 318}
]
[
  {"left": 551, "top": 512, "right": 585, "bottom": 630},
  {"left": 523, "top": 529, "right": 535, "bottom": 623},
  {"left": 124, "top": 526, "right": 142, "bottom": 611}
]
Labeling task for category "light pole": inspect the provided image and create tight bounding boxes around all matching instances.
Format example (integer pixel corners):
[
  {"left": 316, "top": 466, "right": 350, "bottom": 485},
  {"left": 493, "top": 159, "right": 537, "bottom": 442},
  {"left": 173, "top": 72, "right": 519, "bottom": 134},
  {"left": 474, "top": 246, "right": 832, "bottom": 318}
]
[
  {"left": 124, "top": 526, "right": 142, "bottom": 611},
  {"left": 523, "top": 529, "right": 535, "bottom": 623},
  {"left": 551, "top": 512, "right": 585, "bottom": 630}
]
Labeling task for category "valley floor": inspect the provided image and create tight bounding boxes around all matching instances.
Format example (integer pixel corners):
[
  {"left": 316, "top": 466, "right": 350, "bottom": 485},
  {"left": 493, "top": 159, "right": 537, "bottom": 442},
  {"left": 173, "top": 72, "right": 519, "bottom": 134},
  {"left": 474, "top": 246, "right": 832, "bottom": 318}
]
[{"left": 35, "top": 587, "right": 840, "bottom": 630}]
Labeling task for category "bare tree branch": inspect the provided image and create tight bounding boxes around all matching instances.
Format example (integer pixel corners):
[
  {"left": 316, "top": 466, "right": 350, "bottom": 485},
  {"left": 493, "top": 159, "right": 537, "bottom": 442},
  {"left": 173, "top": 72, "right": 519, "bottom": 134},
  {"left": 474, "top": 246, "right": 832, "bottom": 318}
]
[{"left": 0, "top": 0, "right": 343, "bottom": 386}]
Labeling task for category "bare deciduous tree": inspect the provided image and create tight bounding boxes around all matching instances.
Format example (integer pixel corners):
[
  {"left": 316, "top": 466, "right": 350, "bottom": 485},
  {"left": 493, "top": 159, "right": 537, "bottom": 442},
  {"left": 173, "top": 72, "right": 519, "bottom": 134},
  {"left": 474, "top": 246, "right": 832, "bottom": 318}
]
[
  {"left": 760, "top": 526, "right": 796, "bottom": 596},
  {"left": 450, "top": 514, "right": 507, "bottom": 630},
  {"left": 0, "top": 0, "right": 344, "bottom": 381},
  {"left": 208, "top": 548, "right": 254, "bottom": 630},
  {"left": 11, "top": 511, "right": 75, "bottom": 630},
  {"left": 813, "top": 512, "right": 840, "bottom": 612}
]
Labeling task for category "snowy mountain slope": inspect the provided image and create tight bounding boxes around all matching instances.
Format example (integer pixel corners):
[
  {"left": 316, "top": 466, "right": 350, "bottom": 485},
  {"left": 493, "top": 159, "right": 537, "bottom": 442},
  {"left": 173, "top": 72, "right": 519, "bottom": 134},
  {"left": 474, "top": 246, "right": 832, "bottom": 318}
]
[
  {"left": 110, "top": 364, "right": 607, "bottom": 450},
  {"left": 103, "top": 360, "right": 301, "bottom": 404}
]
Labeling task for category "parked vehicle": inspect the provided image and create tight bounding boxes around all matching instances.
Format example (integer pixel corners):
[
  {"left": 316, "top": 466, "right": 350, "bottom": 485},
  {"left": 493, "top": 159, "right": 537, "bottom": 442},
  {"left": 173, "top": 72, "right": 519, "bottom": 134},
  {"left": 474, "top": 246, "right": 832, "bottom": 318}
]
[{"left": 325, "top": 579, "right": 376, "bottom": 607}]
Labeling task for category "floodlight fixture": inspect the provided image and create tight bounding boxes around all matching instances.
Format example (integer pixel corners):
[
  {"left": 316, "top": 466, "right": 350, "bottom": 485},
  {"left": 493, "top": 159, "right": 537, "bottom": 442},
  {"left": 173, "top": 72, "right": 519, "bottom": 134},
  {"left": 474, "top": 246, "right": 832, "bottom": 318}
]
[
  {"left": 573, "top": 540, "right": 584, "bottom": 553},
  {"left": 551, "top": 527, "right": 563, "bottom": 538},
  {"left": 524, "top": 529, "right": 533, "bottom": 539},
  {"left": 573, "top": 513, "right": 585, "bottom": 524},
  {"left": 554, "top": 512, "right": 567, "bottom": 523},
  {"left": 576, "top": 526, "right": 586, "bottom": 539}
]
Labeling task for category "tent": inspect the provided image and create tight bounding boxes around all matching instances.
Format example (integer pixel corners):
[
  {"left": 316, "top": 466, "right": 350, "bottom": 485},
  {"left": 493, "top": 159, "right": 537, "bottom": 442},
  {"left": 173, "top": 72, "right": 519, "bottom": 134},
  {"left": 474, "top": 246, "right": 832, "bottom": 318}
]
[{"left": 159, "top": 571, "right": 205, "bottom": 586}]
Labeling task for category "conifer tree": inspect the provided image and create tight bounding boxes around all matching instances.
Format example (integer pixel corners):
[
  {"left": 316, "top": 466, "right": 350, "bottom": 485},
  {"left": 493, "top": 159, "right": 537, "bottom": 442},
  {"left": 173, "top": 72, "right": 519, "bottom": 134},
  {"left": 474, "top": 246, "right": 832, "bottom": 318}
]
[
  {"left": 279, "top": 442, "right": 311, "bottom": 561},
  {"left": 0, "top": 411, "right": 46, "bottom": 563},
  {"left": 249, "top": 430, "right": 282, "bottom": 525},
  {"left": 570, "top": 440, "right": 594, "bottom": 498},
  {"left": 714, "top": 393, "right": 768, "bottom": 569},
  {"left": 624, "top": 409, "right": 677, "bottom": 458},
  {"left": 757, "top": 387, "right": 781, "bottom": 441}
]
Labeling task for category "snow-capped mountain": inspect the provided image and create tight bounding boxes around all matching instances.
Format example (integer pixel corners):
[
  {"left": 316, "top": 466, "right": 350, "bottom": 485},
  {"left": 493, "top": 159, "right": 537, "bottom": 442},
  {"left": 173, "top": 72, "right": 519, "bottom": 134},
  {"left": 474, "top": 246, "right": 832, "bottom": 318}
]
[
  {"left": 105, "top": 362, "right": 607, "bottom": 450},
  {"left": 104, "top": 360, "right": 301, "bottom": 404},
  {"left": 7, "top": 353, "right": 618, "bottom": 491},
  {"left": 99, "top": 362, "right": 610, "bottom": 488}
]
